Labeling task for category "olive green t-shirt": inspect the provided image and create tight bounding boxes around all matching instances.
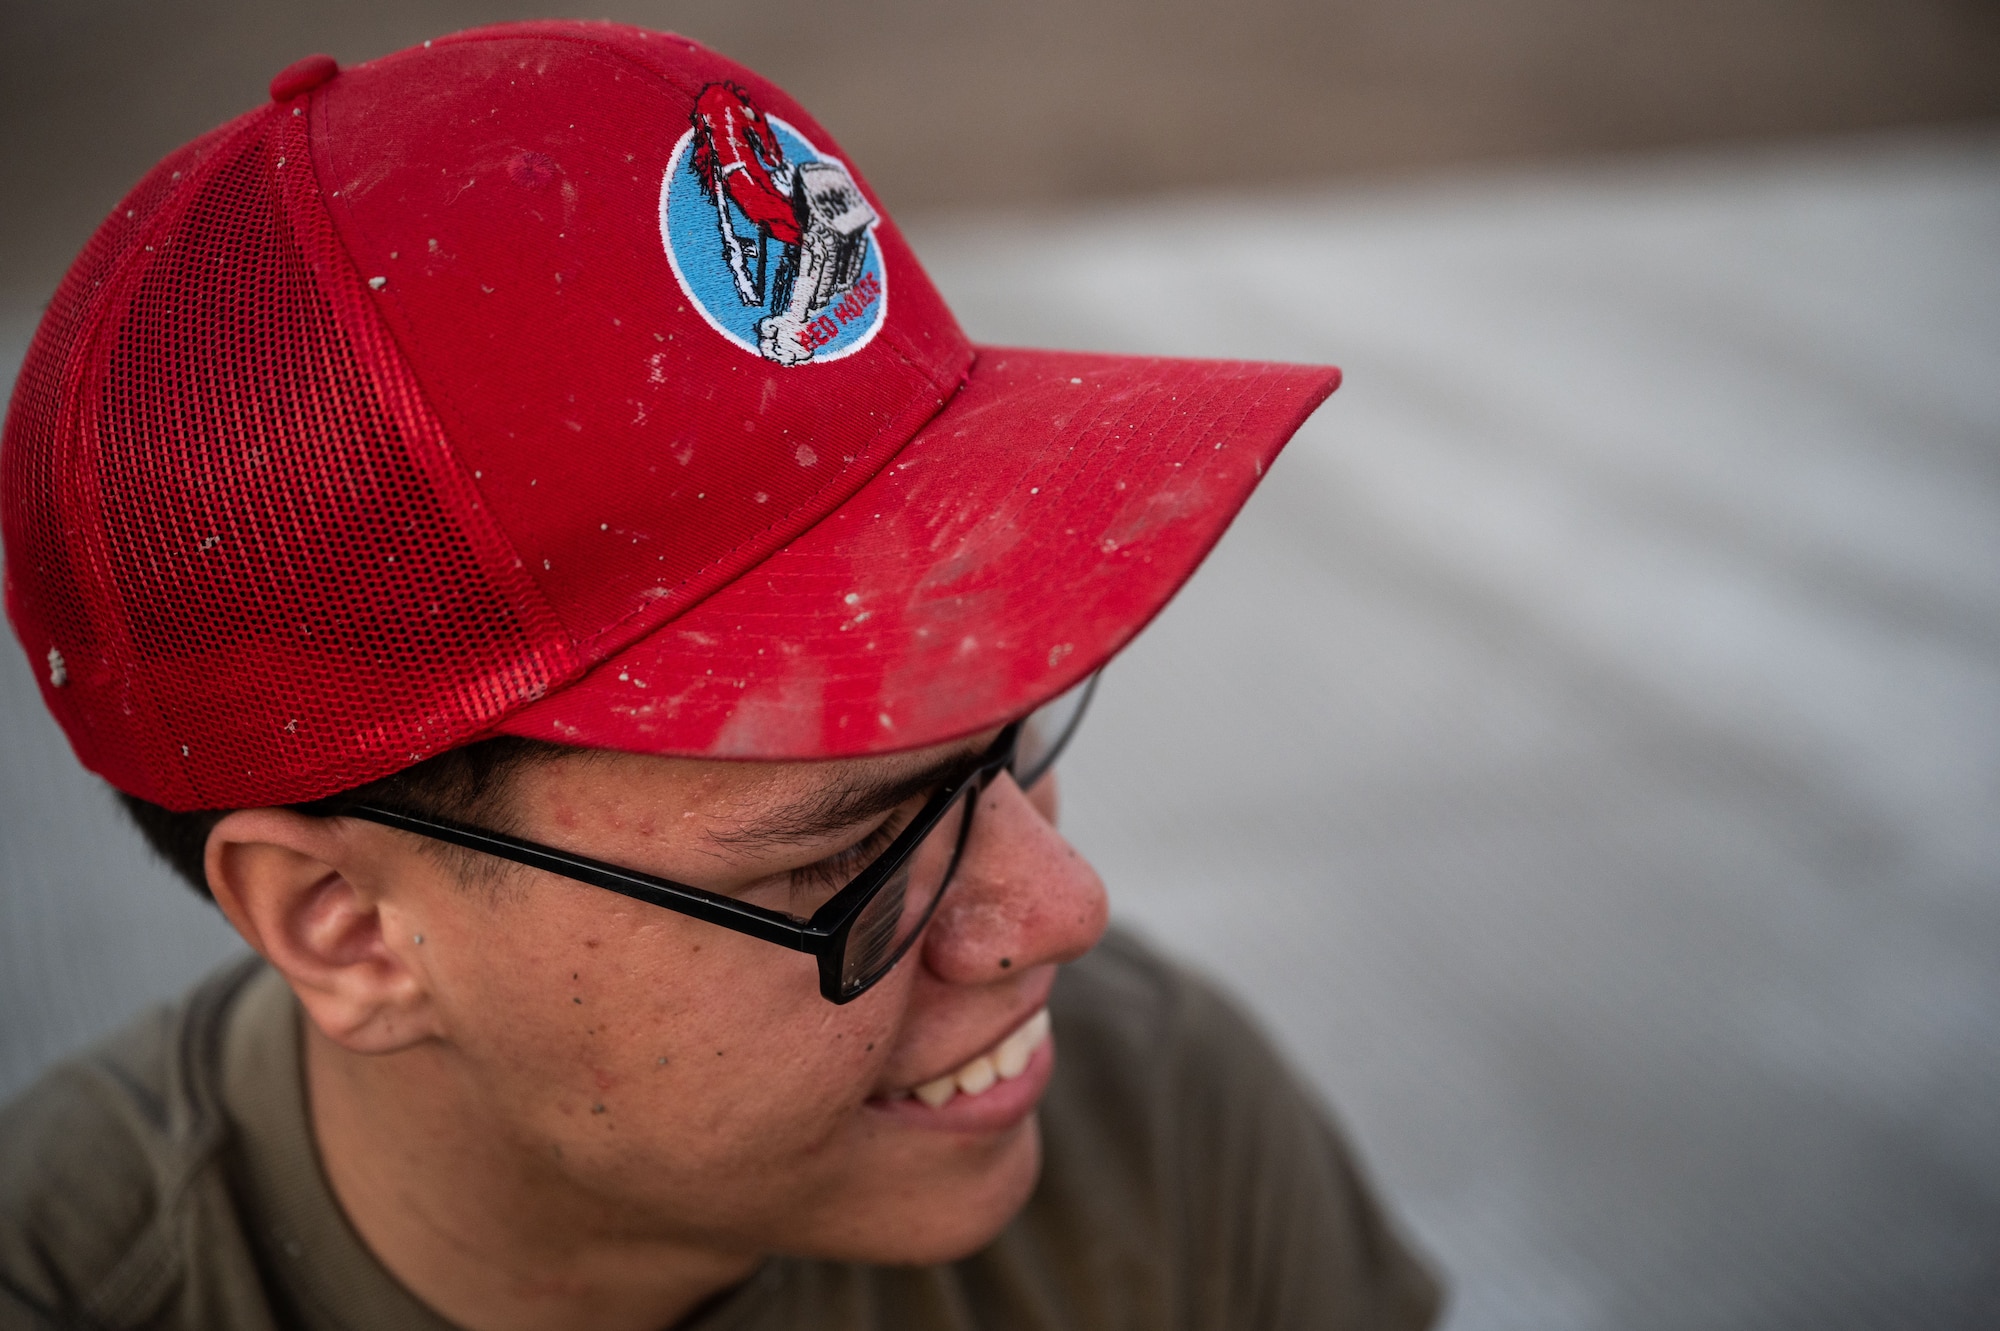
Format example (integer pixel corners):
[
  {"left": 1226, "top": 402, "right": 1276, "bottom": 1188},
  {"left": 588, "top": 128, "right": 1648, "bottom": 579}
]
[{"left": 0, "top": 929, "right": 1440, "bottom": 1330}]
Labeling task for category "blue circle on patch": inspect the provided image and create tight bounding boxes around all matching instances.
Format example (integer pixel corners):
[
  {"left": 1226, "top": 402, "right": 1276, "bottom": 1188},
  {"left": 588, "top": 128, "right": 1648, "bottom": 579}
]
[{"left": 659, "top": 110, "right": 887, "bottom": 367}]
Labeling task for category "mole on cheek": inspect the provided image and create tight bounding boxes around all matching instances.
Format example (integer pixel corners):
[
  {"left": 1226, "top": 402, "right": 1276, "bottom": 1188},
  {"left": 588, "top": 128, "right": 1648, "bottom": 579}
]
[{"left": 999, "top": 957, "right": 1012, "bottom": 969}]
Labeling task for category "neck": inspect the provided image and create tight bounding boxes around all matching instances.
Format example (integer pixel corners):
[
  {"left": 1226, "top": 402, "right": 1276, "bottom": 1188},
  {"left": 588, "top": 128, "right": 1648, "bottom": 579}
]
[{"left": 304, "top": 1024, "right": 759, "bottom": 1331}]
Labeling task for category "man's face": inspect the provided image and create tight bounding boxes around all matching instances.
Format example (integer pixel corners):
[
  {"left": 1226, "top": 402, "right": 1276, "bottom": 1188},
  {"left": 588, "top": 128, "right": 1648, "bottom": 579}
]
[{"left": 337, "top": 736, "right": 1108, "bottom": 1264}]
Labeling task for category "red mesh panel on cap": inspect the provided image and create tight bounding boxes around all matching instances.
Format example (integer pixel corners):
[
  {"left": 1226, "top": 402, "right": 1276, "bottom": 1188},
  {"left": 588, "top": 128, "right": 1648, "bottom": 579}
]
[{"left": 3, "top": 104, "right": 578, "bottom": 811}]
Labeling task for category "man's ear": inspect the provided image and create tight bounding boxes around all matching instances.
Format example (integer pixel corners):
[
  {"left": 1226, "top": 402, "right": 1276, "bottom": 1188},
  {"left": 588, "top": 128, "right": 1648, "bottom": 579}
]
[{"left": 206, "top": 809, "right": 442, "bottom": 1054}]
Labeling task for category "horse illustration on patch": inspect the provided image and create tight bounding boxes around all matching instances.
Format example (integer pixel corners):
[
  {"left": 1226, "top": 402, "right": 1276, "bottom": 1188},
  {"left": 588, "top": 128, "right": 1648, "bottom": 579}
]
[{"left": 660, "top": 83, "right": 886, "bottom": 366}]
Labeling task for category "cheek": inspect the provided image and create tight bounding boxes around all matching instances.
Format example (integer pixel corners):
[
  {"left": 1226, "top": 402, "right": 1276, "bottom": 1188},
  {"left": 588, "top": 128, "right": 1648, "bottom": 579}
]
[{"left": 419, "top": 883, "right": 900, "bottom": 1169}]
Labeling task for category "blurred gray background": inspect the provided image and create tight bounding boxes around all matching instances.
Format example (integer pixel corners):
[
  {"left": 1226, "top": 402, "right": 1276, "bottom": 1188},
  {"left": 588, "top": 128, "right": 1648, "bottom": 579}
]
[{"left": 4, "top": 3, "right": 1998, "bottom": 1328}]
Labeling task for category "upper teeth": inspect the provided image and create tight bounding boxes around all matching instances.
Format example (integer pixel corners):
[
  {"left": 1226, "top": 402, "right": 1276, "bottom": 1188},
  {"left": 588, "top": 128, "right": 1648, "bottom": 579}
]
[{"left": 911, "top": 1008, "right": 1051, "bottom": 1109}]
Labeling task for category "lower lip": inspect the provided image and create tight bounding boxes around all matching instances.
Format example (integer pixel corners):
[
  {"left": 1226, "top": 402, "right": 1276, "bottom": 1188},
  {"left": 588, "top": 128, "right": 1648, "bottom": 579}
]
[{"left": 864, "top": 1035, "right": 1056, "bottom": 1134}]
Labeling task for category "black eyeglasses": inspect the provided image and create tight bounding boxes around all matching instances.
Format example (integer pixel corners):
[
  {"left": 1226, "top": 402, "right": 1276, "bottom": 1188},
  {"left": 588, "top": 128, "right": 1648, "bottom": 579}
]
[{"left": 328, "top": 674, "right": 1097, "bottom": 1004}]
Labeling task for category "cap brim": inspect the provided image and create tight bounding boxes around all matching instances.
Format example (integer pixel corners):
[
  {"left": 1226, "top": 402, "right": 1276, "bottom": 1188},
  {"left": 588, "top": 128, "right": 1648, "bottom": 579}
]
[{"left": 497, "top": 345, "right": 1338, "bottom": 759}]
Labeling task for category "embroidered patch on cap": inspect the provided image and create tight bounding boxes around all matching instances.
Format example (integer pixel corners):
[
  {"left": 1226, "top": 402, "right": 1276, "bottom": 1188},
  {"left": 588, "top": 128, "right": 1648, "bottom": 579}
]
[{"left": 661, "top": 82, "right": 887, "bottom": 367}]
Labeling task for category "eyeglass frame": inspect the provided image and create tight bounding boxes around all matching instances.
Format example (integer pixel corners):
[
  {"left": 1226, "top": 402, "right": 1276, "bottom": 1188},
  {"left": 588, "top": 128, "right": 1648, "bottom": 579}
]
[{"left": 316, "top": 675, "right": 1096, "bottom": 1004}]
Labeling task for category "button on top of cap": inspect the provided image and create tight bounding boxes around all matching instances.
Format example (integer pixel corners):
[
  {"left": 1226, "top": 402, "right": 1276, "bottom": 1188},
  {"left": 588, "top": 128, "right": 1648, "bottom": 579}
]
[{"left": 269, "top": 54, "right": 339, "bottom": 102}]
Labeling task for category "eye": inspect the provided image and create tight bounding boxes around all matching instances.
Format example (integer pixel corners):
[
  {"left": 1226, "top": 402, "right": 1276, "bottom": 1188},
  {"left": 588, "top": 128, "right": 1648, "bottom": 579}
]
[{"left": 784, "top": 810, "right": 906, "bottom": 898}]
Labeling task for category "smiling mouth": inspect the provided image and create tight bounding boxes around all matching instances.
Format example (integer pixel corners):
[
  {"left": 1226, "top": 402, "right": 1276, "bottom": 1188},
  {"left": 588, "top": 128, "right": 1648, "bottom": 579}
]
[{"left": 894, "top": 1008, "right": 1052, "bottom": 1110}]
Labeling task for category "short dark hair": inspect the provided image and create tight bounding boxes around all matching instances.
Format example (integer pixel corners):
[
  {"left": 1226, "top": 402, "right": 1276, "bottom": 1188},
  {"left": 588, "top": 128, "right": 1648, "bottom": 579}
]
[{"left": 119, "top": 735, "right": 569, "bottom": 900}]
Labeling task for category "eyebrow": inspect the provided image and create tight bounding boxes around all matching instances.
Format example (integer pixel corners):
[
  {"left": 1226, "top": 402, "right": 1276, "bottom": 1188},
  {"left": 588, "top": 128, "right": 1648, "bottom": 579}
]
[{"left": 707, "top": 742, "right": 990, "bottom": 852}]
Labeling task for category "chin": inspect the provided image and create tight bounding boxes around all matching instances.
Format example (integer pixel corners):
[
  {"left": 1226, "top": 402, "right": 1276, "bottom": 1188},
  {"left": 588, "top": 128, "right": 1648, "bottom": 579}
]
[{"left": 826, "top": 1116, "right": 1045, "bottom": 1266}]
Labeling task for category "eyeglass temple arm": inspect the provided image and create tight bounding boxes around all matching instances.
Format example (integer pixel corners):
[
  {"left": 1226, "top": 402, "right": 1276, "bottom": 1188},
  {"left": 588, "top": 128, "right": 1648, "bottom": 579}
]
[{"left": 334, "top": 803, "right": 820, "bottom": 952}]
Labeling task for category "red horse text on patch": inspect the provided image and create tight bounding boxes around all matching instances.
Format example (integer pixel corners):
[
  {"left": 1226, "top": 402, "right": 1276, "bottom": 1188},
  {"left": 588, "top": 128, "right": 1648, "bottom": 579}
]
[{"left": 801, "top": 271, "right": 883, "bottom": 350}]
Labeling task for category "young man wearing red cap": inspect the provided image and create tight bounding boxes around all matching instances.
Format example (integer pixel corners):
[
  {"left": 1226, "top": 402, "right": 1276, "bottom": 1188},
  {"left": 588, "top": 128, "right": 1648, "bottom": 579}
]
[{"left": 0, "top": 22, "right": 1439, "bottom": 1331}]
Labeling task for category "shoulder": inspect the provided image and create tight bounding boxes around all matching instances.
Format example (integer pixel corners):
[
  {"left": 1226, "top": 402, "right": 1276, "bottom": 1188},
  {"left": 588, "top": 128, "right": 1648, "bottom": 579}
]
[
  {"left": 1047, "top": 924, "right": 1272, "bottom": 1087},
  {"left": 1042, "top": 925, "right": 1333, "bottom": 1174},
  {"left": 0, "top": 958, "right": 264, "bottom": 1329},
  {"left": 1027, "top": 928, "right": 1442, "bottom": 1330}
]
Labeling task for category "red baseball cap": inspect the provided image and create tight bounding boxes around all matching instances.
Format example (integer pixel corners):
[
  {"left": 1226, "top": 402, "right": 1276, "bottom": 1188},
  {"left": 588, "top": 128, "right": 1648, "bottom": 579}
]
[{"left": 1, "top": 21, "right": 1338, "bottom": 812}]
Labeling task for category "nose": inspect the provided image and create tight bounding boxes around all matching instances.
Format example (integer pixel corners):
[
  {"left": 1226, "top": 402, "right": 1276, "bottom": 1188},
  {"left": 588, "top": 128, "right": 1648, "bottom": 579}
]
[{"left": 919, "top": 771, "right": 1109, "bottom": 985}]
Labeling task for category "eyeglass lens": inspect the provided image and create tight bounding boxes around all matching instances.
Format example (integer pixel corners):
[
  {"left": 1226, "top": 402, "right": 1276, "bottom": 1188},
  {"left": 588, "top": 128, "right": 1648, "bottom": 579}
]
[
  {"left": 1014, "top": 672, "right": 1097, "bottom": 790},
  {"left": 835, "top": 673, "right": 1097, "bottom": 996},
  {"left": 838, "top": 785, "right": 974, "bottom": 994}
]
